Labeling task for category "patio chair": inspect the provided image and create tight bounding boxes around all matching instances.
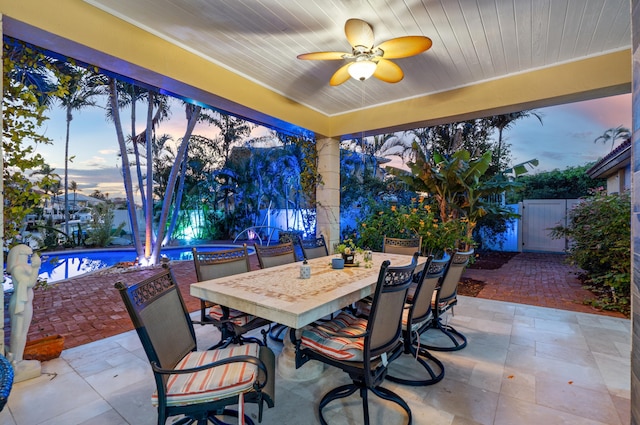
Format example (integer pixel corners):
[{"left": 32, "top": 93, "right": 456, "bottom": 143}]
[
  {"left": 382, "top": 235, "right": 422, "bottom": 256},
  {"left": 294, "top": 254, "right": 418, "bottom": 425},
  {"left": 298, "top": 235, "right": 329, "bottom": 260},
  {"left": 422, "top": 249, "right": 474, "bottom": 352},
  {"left": 115, "top": 265, "right": 275, "bottom": 425},
  {"left": 192, "top": 245, "right": 270, "bottom": 348},
  {"left": 254, "top": 242, "right": 297, "bottom": 342},
  {"left": 254, "top": 242, "right": 296, "bottom": 269},
  {"left": 386, "top": 255, "right": 446, "bottom": 386}
]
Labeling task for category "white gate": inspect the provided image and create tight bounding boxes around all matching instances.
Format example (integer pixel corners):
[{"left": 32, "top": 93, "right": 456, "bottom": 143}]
[{"left": 520, "top": 199, "right": 580, "bottom": 253}]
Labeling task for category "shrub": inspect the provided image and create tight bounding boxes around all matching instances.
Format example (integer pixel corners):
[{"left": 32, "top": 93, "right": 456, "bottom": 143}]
[
  {"left": 550, "top": 188, "right": 630, "bottom": 313},
  {"left": 85, "top": 202, "right": 125, "bottom": 247},
  {"left": 357, "top": 197, "right": 467, "bottom": 256}
]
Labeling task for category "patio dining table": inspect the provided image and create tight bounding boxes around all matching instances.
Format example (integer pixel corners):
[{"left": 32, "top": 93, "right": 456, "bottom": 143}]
[{"left": 190, "top": 251, "right": 426, "bottom": 380}]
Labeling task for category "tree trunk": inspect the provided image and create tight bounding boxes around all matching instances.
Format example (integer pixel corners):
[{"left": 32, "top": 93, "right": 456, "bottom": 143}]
[
  {"left": 109, "top": 79, "right": 144, "bottom": 261},
  {"left": 152, "top": 104, "right": 201, "bottom": 263},
  {"left": 144, "top": 93, "right": 154, "bottom": 259},
  {"left": 131, "top": 99, "right": 147, "bottom": 211},
  {"left": 164, "top": 146, "right": 189, "bottom": 245},
  {"left": 64, "top": 107, "right": 71, "bottom": 238}
]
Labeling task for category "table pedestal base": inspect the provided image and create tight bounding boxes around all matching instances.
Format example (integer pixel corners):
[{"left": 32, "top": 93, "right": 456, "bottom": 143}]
[{"left": 276, "top": 331, "right": 323, "bottom": 381}]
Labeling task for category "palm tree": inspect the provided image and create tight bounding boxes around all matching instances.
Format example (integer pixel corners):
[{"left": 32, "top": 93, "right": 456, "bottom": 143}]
[
  {"left": 90, "top": 189, "right": 108, "bottom": 200},
  {"left": 200, "top": 111, "right": 254, "bottom": 168},
  {"left": 30, "top": 164, "right": 60, "bottom": 210},
  {"left": 56, "top": 66, "right": 102, "bottom": 236},
  {"left": 594, "top": 125, "right": 631, "bottom": 152},
  {"left": 107, "top": 81, "right": 149, "bottom": 207},
  {"left": 343, "top": 133, "right": 402, "bottom": 179},
  {"left": 490, "top": 111, "right": 543, "bottom": 171},
  {"left": 153, "top": 103, "right": 201, "bottom": 259},
  {"left": 108, "top": 77, "right": 143, "bottom": 259},
  {"left": 69, "top": 180, "right": 80, "bottom": 214}
]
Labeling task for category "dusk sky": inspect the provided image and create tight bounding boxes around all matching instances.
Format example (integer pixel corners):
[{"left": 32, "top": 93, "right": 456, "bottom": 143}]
[{"left": 34, "top": 93, "right": 632, "bottom": 200}]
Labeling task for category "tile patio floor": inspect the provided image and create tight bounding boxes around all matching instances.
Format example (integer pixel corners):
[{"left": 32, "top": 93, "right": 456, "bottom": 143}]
[{"left": 0, "top": 252, "right": 631, "bottom": 424}]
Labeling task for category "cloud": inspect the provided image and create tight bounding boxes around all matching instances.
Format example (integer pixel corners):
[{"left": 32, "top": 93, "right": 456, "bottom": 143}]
[
  {"left": 98, "top": 149, "right": 118, "bottom": 155},
  {"left": 569, "top": 93, "right": 632, "bottom": 129},
  {"left": 67, "top": 167, "right": 126, "bottom": 198},
  {"left": 506, "top": 93, "right": 630, "bottom": 173},
  {"left": 82, "top": 156, "right": 114, "bottom": 168},
  {"left": 567, "top": 131, "right": 595, "bottom": 140}
]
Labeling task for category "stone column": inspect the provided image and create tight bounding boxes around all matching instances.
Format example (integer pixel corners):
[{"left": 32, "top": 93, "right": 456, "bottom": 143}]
[
  {"left": 315, "top": 137, "right": 341, "bottom": 253},
  {"left": 632, "top": 2, "right": 640, "bottom": 423}
]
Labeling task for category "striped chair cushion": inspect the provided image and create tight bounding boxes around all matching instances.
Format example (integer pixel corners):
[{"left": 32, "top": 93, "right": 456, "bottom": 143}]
[
  {"left": 431, "top": 293, "right": 455, "bottom": 311},
  {"left": 209, "top": 305, "right": 254, "bottom": 327},
  {"left": 300, "top": 311, "right": 366, "bottom": 361},
  {"left": 402, "top": 308, "right": 433, "bottom": 332},
  {"left": 354, "top": 299, "right": 372, "bottom": 317},
  {"left": 152, "top": 343, "right": 260, "bottom": 407}
]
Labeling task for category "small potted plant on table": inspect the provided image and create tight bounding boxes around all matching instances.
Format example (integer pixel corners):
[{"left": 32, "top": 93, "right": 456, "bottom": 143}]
[{"left": 335, "top": 238, "right": 362, "bottom": 267}]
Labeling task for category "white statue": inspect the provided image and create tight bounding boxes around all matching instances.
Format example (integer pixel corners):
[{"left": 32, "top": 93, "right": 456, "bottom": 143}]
[{"left": 6, "top": 244, "right": 42, "bottom": 381}]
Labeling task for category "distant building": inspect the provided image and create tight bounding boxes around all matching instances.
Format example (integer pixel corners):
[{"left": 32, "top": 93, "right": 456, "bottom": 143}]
[{"left": 586, "top": 138, "right": 631, "bottom": 194}]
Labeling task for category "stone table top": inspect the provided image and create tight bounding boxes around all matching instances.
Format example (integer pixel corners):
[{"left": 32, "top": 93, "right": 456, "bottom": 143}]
[{"left": 190, "top": 252, "right": 424, "bottom": 329}]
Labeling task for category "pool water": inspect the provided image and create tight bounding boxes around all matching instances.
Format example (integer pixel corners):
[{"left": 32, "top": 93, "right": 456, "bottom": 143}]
[{"left": 29, "top": 245, "right": 255, "bottom": 285}]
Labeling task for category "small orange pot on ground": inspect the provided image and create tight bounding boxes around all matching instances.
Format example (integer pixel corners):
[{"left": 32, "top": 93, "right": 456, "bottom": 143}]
[{"left": 23, "top": 335, "right": 65, "bottom": 362}]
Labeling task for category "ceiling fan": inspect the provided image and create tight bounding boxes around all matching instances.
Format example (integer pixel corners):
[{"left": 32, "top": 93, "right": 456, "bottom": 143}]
[{"left": 297, "top": 18, "right": 432, "bottom": 86}]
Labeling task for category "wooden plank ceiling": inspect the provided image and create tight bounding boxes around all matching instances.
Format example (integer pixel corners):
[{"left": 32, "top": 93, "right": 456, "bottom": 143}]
[{"left": 85, "top": 0, "right": 630, "bottom": 117}]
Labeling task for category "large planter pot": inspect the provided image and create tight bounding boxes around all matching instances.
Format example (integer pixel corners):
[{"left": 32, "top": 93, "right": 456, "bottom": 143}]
[{"left": 23, "top": 335, "right": 65, "bottom": 362}]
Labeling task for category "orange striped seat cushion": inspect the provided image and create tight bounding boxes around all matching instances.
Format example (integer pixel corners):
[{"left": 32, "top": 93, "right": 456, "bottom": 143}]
[
  {"left": 151, "top": 343, "right": 259, "bottom": 407},
  {"left": 402, "top": 309, "right": 432, "bottom": 332},
  {"left": 299, "top": 311, "right": 366, "bottom": 361},
  {"left": 208, "top": 305, "right": 254, "bottom": 327}
]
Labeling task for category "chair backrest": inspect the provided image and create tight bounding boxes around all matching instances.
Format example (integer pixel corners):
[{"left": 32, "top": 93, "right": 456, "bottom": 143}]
[
  {"left": 299, "top": 235, "right": 329, "bottom": 260},
  {"left": 254, "top": 242, "right": 296, "bottom": 269},
  {"left": 382, "top": 236, "right": 422, "bottom": 256},
  {"left": 438, "top": 249, "right": 474, "bottom": 303},
  {"left": 115, "top": 266, "right": 196, "bottom": 373},
  {"left": 408, "top": 256, "right": 448, "bottom": 324},
  {"left": 192, "top": 244, "right": 251, "bottom": 281},
  {"left": 366, "top": 253, "right": 418, "bottom": 359}
]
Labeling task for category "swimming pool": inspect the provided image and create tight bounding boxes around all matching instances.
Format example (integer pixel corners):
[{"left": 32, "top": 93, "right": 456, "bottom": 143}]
[{"left": 34, "top": 245, "right": 255, "bottom": 284}]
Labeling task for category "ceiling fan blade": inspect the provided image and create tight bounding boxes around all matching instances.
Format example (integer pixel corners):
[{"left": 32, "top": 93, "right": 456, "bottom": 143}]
[
  {"left": 345, "top": 18, "right": 374, "bottom": 49},
  {"left": 297, "top": 51, "right": 348, "bottom": 60},
  {"left": 373, "top": 58, "right": 404, "bottom": 83},
  {"left": 329, "top": 63, "right": 353, "bottom": 86},
  {"left": 376, "top": 36, "right": 433, "bottom": 59}
]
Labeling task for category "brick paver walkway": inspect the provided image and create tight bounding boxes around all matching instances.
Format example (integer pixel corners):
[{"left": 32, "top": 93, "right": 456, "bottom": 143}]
[
  {"left": 6, "top": 251, "right": 626, "bottom": 352},
  {"left": 463, "top": 252, "right": 626, "bottom": 318}
]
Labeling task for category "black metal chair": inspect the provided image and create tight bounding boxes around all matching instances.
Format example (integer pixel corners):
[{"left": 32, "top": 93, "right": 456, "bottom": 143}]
[
  {"left": 254, "top": 242, "right": 297, "bottom": 342},
  {"left": 422, "top": 249, "right": 474, "bottom": 352},
  {"left": 382, "top": 235, "right": 423, "bottom": 256},
  {"left": 254, "top": 242, "right": 296, "bottom": 269},
  {"left": 192, "top": 245, "right": 270, "bottom": 348},
  {"left": 295, "top": 254, "right": 418, "bottom": 425},
  {"left": 386, "top": 255, "right": 446, "bottom": 386},
  {"left": 298, "top": 235, "right": 329, "bottom": 260},
  {"left": 115, "top": 265, "right": 275, "bottom": 425}
]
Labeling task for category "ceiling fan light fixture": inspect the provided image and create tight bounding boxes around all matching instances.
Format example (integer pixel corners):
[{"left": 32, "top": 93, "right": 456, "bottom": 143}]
[{"left": 348, "top": 60, "right": 377, "bottom": 81}]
